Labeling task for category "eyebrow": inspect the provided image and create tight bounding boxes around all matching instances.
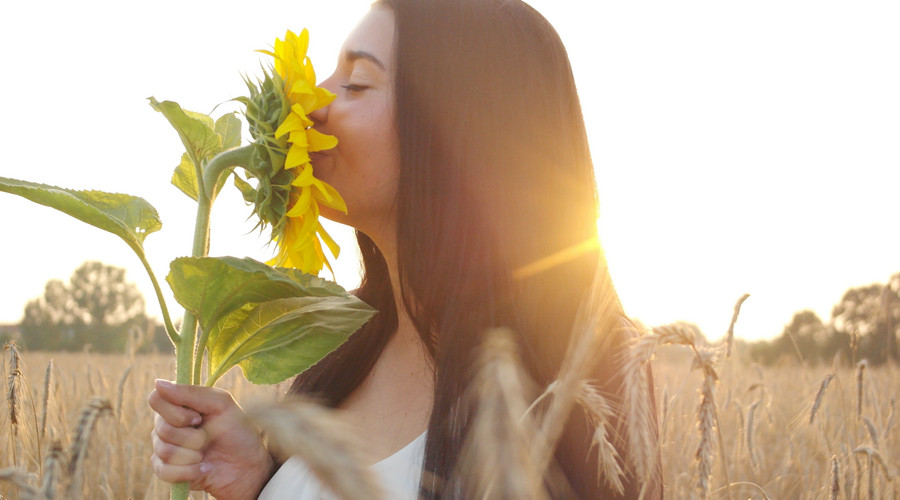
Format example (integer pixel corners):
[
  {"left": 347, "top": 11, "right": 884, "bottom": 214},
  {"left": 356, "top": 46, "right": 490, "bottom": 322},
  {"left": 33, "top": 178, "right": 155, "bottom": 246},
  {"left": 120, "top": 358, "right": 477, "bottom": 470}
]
[{"left": 346, "top": 50, "right": 387, "bottom": 71}]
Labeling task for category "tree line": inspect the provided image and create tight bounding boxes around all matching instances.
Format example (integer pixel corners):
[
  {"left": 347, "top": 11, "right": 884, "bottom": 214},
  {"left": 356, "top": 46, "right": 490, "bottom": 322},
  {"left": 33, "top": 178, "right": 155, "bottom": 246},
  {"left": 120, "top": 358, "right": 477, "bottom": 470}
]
[
  {"left": 745, "top": 272, "right": 900, "bottom": 366},
  {"left": 11, "top": 261, "right": 172, "bottom": 353},
  {"left": 8, "top": 262, "right": 899, "bottom": 365}
]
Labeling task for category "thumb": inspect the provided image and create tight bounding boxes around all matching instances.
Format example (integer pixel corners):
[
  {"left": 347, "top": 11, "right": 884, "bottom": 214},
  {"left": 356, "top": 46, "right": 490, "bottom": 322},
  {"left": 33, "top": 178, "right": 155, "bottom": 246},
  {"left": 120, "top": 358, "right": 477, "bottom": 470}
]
[{"left": 154, "top": 379, "right": 236, "bottom": 415}]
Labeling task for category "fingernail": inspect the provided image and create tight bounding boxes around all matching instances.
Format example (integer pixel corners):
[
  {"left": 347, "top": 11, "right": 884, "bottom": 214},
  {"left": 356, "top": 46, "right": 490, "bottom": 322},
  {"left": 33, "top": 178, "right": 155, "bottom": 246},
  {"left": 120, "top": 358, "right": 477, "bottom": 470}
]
[
  {"left": 155, "top": 379, "right": 175, "bottom": 389},
  {"left": 191, "top": 415, "right": 202, "bottom": 426},
  {"left": 200, "top": 462, "right": 212, "bottom": 474}
]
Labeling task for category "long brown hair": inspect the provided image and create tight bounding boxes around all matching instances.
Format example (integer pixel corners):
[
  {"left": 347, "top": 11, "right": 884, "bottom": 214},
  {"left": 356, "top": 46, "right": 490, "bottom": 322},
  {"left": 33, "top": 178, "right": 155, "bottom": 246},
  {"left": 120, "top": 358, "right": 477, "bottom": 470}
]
[{"left": 291, "top": 0, "right": 661, "bottom": 497}]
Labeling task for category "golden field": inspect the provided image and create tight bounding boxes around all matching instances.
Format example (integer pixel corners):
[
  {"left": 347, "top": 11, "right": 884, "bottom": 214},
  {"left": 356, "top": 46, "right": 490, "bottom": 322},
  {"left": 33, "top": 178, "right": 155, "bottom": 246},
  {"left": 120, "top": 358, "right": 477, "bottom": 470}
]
[{"left": 1, "top": 347, "right": 897, "bottom": 499}]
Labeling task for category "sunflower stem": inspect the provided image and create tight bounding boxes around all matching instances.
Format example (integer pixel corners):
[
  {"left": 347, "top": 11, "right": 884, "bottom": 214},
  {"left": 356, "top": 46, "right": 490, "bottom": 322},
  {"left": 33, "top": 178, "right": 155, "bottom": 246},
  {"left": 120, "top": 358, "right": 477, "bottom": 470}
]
[
  {"left": 201, "top": 145, "right": 256, "bottom": 200},
  {"left": 136, "top": 252, "right": 179, "bottom": 345},
  {"left": 171, "top": 167, "right": 217, "bottom": 500}
]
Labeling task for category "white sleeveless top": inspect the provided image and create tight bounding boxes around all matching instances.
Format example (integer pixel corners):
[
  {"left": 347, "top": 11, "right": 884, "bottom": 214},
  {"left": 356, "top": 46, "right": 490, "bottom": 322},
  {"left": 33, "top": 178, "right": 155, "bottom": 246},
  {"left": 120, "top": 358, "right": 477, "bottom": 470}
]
[{"left": 258, "top": 432, "right": 426, "bottom": 500}]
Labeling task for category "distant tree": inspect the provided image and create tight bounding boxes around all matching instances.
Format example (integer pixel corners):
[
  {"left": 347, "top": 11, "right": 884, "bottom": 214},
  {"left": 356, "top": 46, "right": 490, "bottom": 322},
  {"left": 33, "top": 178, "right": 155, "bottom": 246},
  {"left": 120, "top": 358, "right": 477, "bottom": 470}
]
[
  {"left": 780, "top": 310, "right": 828, "bottom": 364},
  {"left": 831, "top": 273, "right": 900, "bottom": 365},
  {"left": 19, "top": 261, "right": 150, "bottom": 352}
]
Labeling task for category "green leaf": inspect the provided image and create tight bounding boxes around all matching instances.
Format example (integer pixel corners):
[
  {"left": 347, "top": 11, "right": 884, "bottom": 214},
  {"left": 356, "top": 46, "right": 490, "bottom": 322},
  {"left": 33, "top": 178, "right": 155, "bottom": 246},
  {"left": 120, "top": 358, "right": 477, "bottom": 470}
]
[
  {"left": 166, "top": 256, "right": 375, "bottom": 385},
  {"left": 276, "top": 268, "right": 351, "bottom": 297},
  {"left": 0, "top": 177, "right": 161, "bottom": 257},
  {"left": 167, "top": 256, "right": 369, "bottom": 335},
  {"left": 171, "top": 153, "right": 199, "bottom": 201},
  {"left": 215, "top": 113, "right": 242, "bottom": 151},
  {"left": 206, "top": 295, "right": 374, "bottom": 384},
  {"left": 149, "top": 97, "right": 223, "bottom": 171}
]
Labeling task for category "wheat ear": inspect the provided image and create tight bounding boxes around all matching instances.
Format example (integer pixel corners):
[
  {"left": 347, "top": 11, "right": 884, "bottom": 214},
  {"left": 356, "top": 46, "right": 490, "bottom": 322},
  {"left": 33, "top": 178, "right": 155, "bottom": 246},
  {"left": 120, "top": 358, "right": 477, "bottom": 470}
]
[
  {"left": 0, "top": 467, "right": 44, "bottom": 500},
  {"left": 41, "top": 440, "right": 64, "bottom": 500},
  {"left": 575, "top": 380, "right": 625, "bottom": 495},
  {"left": 532, "top": 260, "right": 625, "bottom": 482},
  {"left": 116, "top": 364, "right": 132, "bottom": 423},
  {"left": 725, "top": 294, "right": 750, "bottom": 358},
  {"left": 695, "top": 348, "right": 719, "bottom": 499},
  {"left": 457, "top": 328, "right": 547, "bottom": 499},
  {"left": 831, "top": 456, "right": 840, "bottom": 500},
  {"left": 245, "top": 398, "right": 384, "bottom": 500},
  {"left": 746, "top": 400, "right": 760, "bottom": 471},
  {"left": 39, "top": 360, "right": 54, "bottom": 440},
  {"left": 65, "top": 397, "right": 112, "bottom": 499},
  {"left": 856, "top": 360, "right": 867, "bottom": 418},
  {"left": 810, "top": 372, "right": 835, "bottom": 425},
  {"left": 5, "top": 341, "right": 23, "bottom": 469}
]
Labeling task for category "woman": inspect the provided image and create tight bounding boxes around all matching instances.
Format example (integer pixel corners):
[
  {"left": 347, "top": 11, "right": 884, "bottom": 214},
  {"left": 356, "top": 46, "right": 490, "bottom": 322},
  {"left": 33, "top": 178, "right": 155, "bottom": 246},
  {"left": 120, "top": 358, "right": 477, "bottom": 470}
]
[{"left": 148, "top": 0, "right": 663, "bottom": 498}]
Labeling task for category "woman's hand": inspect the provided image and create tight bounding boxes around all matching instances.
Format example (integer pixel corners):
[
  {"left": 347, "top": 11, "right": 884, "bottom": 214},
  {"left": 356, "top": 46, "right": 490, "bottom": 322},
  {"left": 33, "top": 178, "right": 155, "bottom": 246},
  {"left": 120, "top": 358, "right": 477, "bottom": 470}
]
[{"left": 148, "top": 379, "right": 275, "bottom": 500}]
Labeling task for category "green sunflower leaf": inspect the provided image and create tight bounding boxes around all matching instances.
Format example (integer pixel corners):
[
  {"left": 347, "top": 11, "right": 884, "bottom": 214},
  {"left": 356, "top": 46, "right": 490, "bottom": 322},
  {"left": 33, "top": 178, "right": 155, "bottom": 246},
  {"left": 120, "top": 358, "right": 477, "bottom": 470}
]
[
  {"left": 168, "top": 257, "right": 373, "bottom": 346},
  {"left": 150, "top": 97, "right": 225, "bottom": 199},
  {"left": 0, "top": 177, "right": 161, "bottom": 257},
  {"left": 216, "top": 113, "right": 243, "bottom": 150},
  {"left": 166, "top": 256, "right": 375, "bottom": 385},
  {"left": 171, "top": 153, "right": 199, "bottom": 201},
  {"left": 205, "top": 295, "right": 374, "bottom": 385},
  {"left": 149, "top": 98, "right": 222, "bottom": 163}
]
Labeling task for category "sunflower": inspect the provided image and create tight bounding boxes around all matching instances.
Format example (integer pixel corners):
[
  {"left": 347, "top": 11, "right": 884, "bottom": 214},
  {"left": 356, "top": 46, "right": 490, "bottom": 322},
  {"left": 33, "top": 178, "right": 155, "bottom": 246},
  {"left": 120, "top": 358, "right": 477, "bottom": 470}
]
[{"left": 247, "top": 29, "right": 345, "bottom": 274}]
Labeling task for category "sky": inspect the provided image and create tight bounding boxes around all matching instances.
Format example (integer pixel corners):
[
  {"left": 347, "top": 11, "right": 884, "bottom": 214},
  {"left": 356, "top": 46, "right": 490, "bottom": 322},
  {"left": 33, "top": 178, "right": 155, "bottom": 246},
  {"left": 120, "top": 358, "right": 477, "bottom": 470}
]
[{"left": 0, "top": 0, "right": 897, "bottom": 342}]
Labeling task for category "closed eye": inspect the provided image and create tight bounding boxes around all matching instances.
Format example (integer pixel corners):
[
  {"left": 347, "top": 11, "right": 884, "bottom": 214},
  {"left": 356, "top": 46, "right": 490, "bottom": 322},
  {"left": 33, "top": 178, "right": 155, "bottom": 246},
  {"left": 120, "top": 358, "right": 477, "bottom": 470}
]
[{"left": 342, "top": 84, "right": 369, "bottom": 93}]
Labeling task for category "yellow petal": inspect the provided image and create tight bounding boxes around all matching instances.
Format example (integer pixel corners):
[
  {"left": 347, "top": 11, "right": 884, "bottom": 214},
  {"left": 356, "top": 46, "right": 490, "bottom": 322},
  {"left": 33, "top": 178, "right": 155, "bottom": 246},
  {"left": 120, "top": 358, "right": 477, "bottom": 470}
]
[
  {"left": 285, "top": 186, "right": 313, "bottom": 217},
  {"left": 317, "top": 222, "right": 341, "bottom": 258},
  {"left": 291, "top": 163, "right": 315, "bottom": 186},
  {"left": 285, "top": 146, "right": 310, "bottom": 170},
  {"left": 307, "top": 128, "right": 338, "bottom": 152},
  {"left": 312, "top": 180, "right": 347, "bottom": 213},
  {"left": 274, "top": 112, "right": 305, "bottom": 139}
]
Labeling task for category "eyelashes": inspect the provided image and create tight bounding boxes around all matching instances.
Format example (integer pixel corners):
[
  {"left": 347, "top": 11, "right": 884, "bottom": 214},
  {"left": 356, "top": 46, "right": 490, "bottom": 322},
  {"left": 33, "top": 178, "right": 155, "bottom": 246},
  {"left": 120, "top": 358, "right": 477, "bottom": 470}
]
[{"left": 341, "top": 84, "right": 370, "bottom": 93}]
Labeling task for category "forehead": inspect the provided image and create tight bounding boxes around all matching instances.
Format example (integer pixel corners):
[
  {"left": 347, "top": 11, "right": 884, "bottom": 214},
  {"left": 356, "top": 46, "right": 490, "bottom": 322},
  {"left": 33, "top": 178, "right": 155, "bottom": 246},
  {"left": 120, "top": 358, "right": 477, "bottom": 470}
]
[{"left": 341, "top": 7, "right": 395, "bottom": 68}]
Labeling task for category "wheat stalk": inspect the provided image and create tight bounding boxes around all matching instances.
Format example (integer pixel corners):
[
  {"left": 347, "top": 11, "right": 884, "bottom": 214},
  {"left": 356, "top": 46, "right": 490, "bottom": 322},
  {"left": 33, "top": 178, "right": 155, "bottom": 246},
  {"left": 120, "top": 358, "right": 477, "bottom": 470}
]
[
  {"left": 575, "top": 380, "right": 625, "bottom": 495},
  {"left": 0, "top": 467, "right": 45, "bottom": 500},
  {"left": 885, "top": 397, "right": 895, "bottom": 438},
  {"left": 5, "top": 341, "right": 23, "bottom": 469},
  {"left": 116, "top": 364, "right": 132, "bottom": 423},
  {"left": 725, "top": 294, "right": 750, "bottom": 358},
  {"left": 41, "top": 440, "right": 64, "bottom": 500},
  {"left": 695, "top": 350, "right": 719, "bottom": 499},
  {"left": 831, "top": 456, "right": 841, "bottom": 500},
  {"left": 65, "top": 397, "right": 113, "bottom": 499},
  {"left": 810, "top": 372, "right": 835, "bottom": 425},
  {"left": 621, "top": 325, "right": 658, "bottom": 486},
  {"left": 40, "top": 360, "right": 54, "bottom": 441},
  {"left": 746, "top": 400, "right": 760, "bottom": 471},
  {"left": 457, "top": 328, "right": 547, "bottom": 500},
  {"left": 862, "top": 417, "right": 880, "bottom": 448},
  {"left": 856, "top": 360, "right": 867, "bottom": 418},
  {"left": 245, "top": 398, "right": 384, "bottom": 500},
  {"left": 531, "top": 260, "right": 627, "bottom": 484}
]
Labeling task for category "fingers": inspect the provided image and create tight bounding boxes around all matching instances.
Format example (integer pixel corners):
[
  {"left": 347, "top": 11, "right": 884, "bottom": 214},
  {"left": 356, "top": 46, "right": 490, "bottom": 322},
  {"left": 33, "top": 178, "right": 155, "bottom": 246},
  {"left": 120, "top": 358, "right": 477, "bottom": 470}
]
[
  {"left": 152, "top": 379, "right": 236, "bottom": 415},
  {"left": 154, "top": 416, "right": 207, "bottom": 450},
  {"left": 151, "top": 453, "right": 206, "bottom": 484},
  {"left": 152, "top": 431, "right": 203, "bottom": 466},
  {"left": 148, "top": 388, "right": 202, "bottom": 429}
]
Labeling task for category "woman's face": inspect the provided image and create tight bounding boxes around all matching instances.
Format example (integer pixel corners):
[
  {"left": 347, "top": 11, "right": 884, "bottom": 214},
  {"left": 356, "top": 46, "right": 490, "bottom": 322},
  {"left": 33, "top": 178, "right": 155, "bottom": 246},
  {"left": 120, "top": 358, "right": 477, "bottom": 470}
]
[{"left": 310, "top": 7, "right": 399, "bottom": 242}]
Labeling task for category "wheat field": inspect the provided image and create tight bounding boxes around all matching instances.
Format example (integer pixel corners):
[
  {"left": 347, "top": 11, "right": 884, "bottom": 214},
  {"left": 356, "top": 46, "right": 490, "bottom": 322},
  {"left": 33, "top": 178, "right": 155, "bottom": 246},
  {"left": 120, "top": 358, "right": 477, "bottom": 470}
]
[{"left": 1, "top": 343, "right": 897, "bottom": 499}]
